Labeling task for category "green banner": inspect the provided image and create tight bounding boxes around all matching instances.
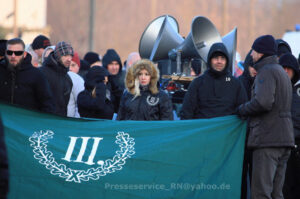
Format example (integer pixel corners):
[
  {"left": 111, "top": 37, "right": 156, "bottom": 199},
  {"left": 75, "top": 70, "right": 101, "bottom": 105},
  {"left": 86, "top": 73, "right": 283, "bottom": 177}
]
[{"left": 0, "top": 103, "right": 246, "bottom": 199}]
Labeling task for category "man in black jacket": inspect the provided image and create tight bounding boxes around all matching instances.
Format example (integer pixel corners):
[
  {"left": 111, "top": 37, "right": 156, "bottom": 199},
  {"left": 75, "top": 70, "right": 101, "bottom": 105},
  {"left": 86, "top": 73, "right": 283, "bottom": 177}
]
[
  {"left": 181, "top": 42, "right": 247, "bottom": 119},
  {"left": 40, "top": 41, "right": 73, "bottom": 116},
  {"left": 102, "top": 49, "right": 125, "bottom": 113},
  {"left": 0, "top": 38, "right": 54, "bottom": 113},
  {"left": 238, "top": 35, "right": 294, "bottom": 199},
  {"left": 0, "top": 116, "right": 8, "bottom": 199},
  {"left": 279, "top": 52, "right": 300, "bottom": 199}
]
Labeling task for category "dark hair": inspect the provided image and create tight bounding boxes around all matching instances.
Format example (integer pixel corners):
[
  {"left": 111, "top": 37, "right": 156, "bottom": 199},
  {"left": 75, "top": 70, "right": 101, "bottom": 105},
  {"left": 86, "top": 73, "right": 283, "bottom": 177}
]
[{"left": 7, "top": 38, "right": 25, "bottom": 49}]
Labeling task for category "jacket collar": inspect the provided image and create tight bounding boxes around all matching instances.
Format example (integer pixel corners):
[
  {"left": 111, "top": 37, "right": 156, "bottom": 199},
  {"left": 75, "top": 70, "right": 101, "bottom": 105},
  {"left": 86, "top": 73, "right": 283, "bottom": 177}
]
[
  {"left": 253, "top": 55, "right": 278, "bottom": 72},
  {"left": 44, "top": 52, "right": 69, "bottom": 74}
]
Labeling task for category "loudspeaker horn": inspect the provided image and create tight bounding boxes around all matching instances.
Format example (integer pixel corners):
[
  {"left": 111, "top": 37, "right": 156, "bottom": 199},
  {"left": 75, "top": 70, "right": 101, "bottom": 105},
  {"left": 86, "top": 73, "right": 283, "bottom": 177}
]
[
  {"left": 222, "top": 27, "right": 237, "bottom": 74},
  {"left": 168, "top": 16, "right": 222, "bottom": 63},
  {"left": 149, "top": 16, "right": 184, "bottom": 61},
  {"left": 139, "top": 15, "right": 179, "bottom": 59}
]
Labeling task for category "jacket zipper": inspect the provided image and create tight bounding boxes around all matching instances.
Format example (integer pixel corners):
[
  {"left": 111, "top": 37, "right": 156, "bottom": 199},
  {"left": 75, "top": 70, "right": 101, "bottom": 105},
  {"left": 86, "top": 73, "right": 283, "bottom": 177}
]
[{"left": 11, "top": 72, "right": 16, "bottom": 103}]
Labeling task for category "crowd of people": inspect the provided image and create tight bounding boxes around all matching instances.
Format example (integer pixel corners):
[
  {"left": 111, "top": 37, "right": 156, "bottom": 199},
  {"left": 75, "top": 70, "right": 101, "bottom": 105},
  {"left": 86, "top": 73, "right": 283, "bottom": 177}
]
[{"left": 0, "top": 33, "right": 300, "bottom": 199}]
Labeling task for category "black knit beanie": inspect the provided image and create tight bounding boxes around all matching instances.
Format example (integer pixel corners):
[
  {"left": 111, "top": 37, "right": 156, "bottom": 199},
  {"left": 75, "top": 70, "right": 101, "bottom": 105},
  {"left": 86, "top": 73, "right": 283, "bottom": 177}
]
[
  {"left": 83, "top": 52, "right": 101, "bottom": 65},
  {"left": 32, "top": 35, "right": 51, "bottom": 50},
  {"left": 252, "top": 35, "right": 276, "bottom": 55}
]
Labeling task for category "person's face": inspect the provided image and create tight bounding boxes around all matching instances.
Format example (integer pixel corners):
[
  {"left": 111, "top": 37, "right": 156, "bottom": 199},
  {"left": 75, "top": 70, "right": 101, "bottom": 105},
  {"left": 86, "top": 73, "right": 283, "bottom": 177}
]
[
  {"left": 138, "top": 69, "right": 151, "bottom": 86},
  {"left": 6, "top": 43, "right": 27, "bottom": 67},
  {"left": 69, "top": 60, "right": 80, "bottom": 73},
  {"left": 30, "top": 52, "right": 39, "bottom": 67},
  {"left": 60, "top": 55, "right": 72, "bottom": 68},
  {"left": 248, "top": 66, "right": 257, "bottom": 77},
  {"left": 284, "top": 67, "right": 294, "bottom": 80},
  {"left": 107, "top": 61, "right": 120, "bottom": 75},
  {"left": 251, "top": 50, "right": 263, "bottom": 63},
  {"left": 211, "top": 55, "right": 227, "bottom": 72}
]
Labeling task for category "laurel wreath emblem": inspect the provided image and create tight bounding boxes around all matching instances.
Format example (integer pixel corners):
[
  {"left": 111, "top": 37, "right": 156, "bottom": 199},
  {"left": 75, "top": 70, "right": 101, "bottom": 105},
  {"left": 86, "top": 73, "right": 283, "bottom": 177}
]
[{"left": 29, "top": 130, "right": 135, "bottom": 183}]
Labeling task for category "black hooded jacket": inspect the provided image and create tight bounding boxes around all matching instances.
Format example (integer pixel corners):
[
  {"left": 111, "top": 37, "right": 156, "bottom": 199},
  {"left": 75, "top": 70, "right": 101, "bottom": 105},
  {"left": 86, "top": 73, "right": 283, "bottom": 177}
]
[
  {"left": 77, "top": 66, "right": 115, "bottom": 119},
  {"left": 102, "top": 49, "right": 125, "bottom": 112},
  {"left": 279, "top": 52, "right": 300, "bottom": 139},
  {"left": 239, "top": 50, "right": 255, "bottom": 99},
  {"left": 181, "top": 43, "right": 248, "bottom": 119},
  {"left": 0, "top": 54, "right": 54, "bottom": 113},
  {"left": 40, "top": 52, "right": 73, "bottom": 116}
]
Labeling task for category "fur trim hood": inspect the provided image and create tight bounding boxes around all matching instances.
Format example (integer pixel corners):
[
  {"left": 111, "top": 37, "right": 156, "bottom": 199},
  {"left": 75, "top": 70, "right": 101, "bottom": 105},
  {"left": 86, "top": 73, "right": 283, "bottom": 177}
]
[{"left": 125, "top": 59, "right": 159, "bottom": 96}]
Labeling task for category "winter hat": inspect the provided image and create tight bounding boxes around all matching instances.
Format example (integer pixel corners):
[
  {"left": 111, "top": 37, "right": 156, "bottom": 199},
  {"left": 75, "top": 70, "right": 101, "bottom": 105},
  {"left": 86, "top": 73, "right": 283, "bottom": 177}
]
[
  {"left": 32, "top": 35, "right": 51, "bottom": 50},
  {"left": 54, "top": 41, "right": 74, "bottom": 61},
  {"left": 191, "top": 59, "right": 202, "bottom": 75},
  {"left": 252, "top": 35, "right": 276, "bottom": 55},
  {"left": 83, "top": 52, "right": 101, "bottom": 65},
  {"left": 276, "top": 39, "right": 291, "bottom": 57},
  {"left": 279, "top": 52, "right": 299, "bottom": 84},
  {"left": 72, "top": 52, "right": 81, "bottom": 67},
  {"left": 126, "top": 59, "right": 159, "bottom": 96},
  {"left": 0, "top": 39, "right": 7, "bottom": 57},
  {"left": 102, "top": 49, "right": 122, "bottom": 71},
  {"left": 85, "top": 66, "right": 109, "bottom": 89}
]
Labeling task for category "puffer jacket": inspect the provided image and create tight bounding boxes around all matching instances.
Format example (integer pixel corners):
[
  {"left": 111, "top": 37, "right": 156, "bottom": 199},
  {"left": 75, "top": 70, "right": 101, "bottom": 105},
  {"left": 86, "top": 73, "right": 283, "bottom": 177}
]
[
  {"left": 117, "top": 59, "right": 173, "bottom": 120},
  {"left": 117, "top": 88, "right": 173, "bottom": 120},
  {"left": 238, "top": 55, "right": 294, "bottom": 148}
]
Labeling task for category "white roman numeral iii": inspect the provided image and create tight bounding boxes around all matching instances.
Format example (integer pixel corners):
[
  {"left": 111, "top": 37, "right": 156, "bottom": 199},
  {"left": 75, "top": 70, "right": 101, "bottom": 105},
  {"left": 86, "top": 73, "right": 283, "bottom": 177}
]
[{"left": 62, "top": 136, "right": 103, "bottom": 165}]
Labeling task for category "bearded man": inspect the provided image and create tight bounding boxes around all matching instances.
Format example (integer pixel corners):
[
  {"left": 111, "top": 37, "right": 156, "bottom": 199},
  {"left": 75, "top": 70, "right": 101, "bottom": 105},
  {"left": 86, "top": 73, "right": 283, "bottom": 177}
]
[{"left": 0, "top": 38, "right": 54, "bottom": 113}]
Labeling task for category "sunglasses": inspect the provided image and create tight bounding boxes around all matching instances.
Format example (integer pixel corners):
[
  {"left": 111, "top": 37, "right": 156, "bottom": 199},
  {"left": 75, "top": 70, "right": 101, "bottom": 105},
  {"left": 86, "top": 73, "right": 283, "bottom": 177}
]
[{"left": 6, "top": 50, "right": 24, "bottom": 56}]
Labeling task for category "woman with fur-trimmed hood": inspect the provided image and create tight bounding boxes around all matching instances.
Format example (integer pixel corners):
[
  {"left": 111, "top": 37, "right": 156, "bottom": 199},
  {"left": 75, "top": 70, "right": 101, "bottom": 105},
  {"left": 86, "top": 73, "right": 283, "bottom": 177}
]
[{"left": 117, "top": 59, "right": 173, "bottom": 120}]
